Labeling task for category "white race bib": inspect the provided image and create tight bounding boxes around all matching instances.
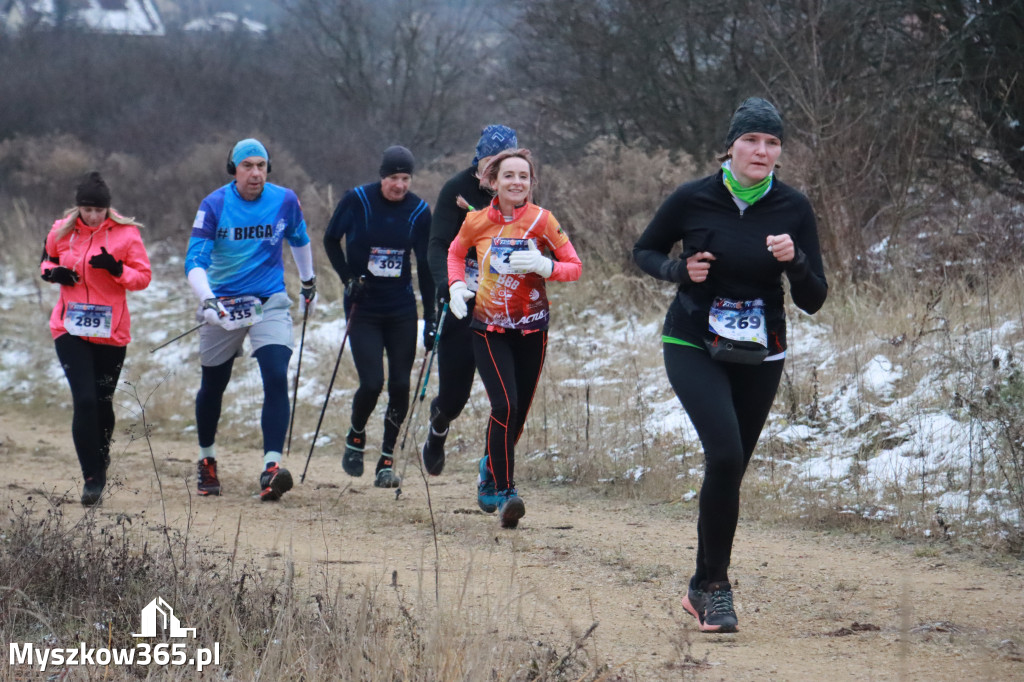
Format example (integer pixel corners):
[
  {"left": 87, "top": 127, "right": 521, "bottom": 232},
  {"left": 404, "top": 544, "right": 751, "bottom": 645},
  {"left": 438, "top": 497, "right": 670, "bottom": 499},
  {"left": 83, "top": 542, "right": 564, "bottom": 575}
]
[
  {"left": 489, "top": 238, "right": 532, "bottom": 275},
  {"left": 368, "top": 247, "right": 404, "bottom": 278},
  {"left": 219, "top": 296, "right": 264, "bottom": 331},
  {"left": 64, "top": 302, "right": 113, "bottom": 338},
  {"left": 465, "top": 257, "right": 480, "bottom": 292},
  {"left": 708, "top": 297, "right": 767, "bottom": 347}
]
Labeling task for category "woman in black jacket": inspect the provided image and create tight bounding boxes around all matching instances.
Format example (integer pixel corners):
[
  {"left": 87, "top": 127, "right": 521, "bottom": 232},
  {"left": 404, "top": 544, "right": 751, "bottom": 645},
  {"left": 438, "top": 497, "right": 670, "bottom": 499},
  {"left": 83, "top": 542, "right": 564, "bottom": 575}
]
[{"left": 633, "top": 98, "right": 827, "bottom": 633}]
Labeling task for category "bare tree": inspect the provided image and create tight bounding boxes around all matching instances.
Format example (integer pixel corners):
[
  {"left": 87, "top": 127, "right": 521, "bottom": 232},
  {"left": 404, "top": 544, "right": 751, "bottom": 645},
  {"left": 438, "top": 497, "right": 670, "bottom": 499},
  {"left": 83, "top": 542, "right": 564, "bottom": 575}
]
[
  {"left": 514, "top": 0, "right": 755, "bottom": 161},
  {"left": 912, "top": 0, "right": 1024, "bottom": 198},
  {"left": 279, "top": 0, "right": 505, "bottom": 167}
]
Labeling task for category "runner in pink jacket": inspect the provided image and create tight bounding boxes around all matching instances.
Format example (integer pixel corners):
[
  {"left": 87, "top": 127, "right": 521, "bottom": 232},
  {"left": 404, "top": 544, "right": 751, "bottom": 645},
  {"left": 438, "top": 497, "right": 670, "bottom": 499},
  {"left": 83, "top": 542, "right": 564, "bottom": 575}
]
[{"left": 40, "top": 171, "right": 151, "bottom": 506}]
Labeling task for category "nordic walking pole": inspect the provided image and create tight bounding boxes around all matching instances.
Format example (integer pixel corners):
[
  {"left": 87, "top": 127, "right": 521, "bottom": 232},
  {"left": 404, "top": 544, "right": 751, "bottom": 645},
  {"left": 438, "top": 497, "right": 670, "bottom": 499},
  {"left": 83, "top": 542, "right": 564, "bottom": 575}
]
[
  {"left": 149, "top": 322, "right": 205, "bottom": 353},
  {"left": 397, "top": 349, "right": 430, "bottom": 453},
  {"left": 300, "top": 283, "right": 362, "bottom": 483},
  {"left": 285, "top": 303, "right": 310, "bottom": 458},
  {"left": 396, "top": 303, "right": 449, "bottom": 480},
  {"left": 418, "top": 303, "right": 449, "bottom": 403}
]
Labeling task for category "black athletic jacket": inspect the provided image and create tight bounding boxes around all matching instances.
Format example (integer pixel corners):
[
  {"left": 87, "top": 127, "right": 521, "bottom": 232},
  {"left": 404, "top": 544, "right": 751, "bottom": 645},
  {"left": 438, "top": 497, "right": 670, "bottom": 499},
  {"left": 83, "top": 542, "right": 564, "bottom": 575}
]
[
  {"left": 427, "top": 166, "right": 495, "bottom": 300},
  {"left": 633, "top": 171, "right": 828, "bottom": 353}
]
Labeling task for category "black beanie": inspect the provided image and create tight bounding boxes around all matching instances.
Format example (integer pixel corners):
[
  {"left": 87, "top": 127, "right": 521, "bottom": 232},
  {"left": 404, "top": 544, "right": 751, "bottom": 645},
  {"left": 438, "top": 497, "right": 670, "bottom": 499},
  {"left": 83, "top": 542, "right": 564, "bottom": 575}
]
[
  {"left": 75, "top": 171, "right": 112, "bottom": 208},
  {"left": 379, "top": 146, "right": 415, "bottom": 178},
  {"left": 725, "top": 97, "right": 785, "bottom": 149}
]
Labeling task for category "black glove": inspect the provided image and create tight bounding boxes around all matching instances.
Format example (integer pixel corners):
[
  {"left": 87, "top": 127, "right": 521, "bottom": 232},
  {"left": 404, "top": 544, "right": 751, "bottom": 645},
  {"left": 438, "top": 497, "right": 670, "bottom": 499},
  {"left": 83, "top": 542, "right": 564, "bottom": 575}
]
[
  {"left": 344, "top": 275, "right": 366, "bottom": 301},
  {"left": 42, "top": 266, "right": 79, "bottom": 286},
  {"left": 435, "top": 284, "right": 449, "bottom": 305},
  {"left": 299, "top": 276, "right": 318, "bottom": 316},
  {"left": 300, "top": 276, "right": 317, "bottom": 302},
  {"left": 422, "top": 319, "right": 437, "bottom": 351},
  {"left": 89, "top": 247, "right": 124, "bottom": 277}
]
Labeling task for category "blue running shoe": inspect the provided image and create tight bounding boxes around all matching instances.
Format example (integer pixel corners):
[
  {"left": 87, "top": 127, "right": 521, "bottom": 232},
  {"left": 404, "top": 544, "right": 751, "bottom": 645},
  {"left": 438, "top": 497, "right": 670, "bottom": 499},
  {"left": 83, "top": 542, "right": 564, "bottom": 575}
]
[
  {"left": 497, "top": 489, "right": 525, "bottom": 529},
  {"left": 477, "top": 456, "right": 500, "bottom": 513}
]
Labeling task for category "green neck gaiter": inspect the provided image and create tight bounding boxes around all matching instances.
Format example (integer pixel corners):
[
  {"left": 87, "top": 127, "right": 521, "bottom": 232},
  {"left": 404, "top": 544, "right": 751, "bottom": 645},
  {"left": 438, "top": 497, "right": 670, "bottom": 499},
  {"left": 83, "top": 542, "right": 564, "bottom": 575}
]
[{"left": 722, "top": 160, "right": 773, "bottom": 205}]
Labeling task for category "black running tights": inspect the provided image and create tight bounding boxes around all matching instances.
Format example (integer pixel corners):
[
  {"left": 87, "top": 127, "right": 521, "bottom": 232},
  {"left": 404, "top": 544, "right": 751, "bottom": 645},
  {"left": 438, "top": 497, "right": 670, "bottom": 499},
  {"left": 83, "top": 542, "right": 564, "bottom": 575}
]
[
  {"left": 663, "top": 343, "right": 784, "bottom": 588},
  {"left": 472, "top": 328, "right": 547, "bottom": 491},
  {"left": 429, "top": 305, "right": 476, "bottom": 431},
  {"left": 54, "top": 334, "right": 126, "bottom": 480},
  {"left": 347, "top": 309, "right": 417, "bottom": 454}
]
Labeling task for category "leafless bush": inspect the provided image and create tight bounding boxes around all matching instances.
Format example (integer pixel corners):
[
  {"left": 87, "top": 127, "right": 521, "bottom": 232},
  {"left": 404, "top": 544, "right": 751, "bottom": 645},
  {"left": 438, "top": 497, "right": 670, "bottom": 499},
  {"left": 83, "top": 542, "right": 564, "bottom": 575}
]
[
  {"left": 0, "top": 500, "right": 600, "bottom": 681},
  {"left": 543, "top": 137, "right": 701, "bottom": 273}
]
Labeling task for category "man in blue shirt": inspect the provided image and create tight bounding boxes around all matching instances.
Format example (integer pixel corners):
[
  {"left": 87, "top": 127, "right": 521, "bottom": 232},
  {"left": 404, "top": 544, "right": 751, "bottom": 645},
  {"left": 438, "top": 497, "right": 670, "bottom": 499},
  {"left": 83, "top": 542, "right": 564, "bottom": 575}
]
[{"left": 185, "top": 138, "right": 318, "bottom": 501}]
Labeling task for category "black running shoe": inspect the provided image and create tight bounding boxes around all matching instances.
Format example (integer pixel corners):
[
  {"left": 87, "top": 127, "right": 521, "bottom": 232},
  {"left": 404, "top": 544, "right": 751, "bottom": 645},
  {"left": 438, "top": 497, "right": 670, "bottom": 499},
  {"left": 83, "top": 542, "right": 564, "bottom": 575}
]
[
  {"left": 259, "top": 464, "right": 293, "bottom": 502},
  {"left": 342, "top": 428, "right": 365, "bottom": 477},
  {"left": 373, "top": 454, "right": 401, "bottom": 488},
  {"left": 497, "top": 489, "right": 525, "bottom": 529},
  {"left": 421, "top": 427, "right": 448, "bottom": 476},
  {"left": 701, "top": 581, "right": 738, "bottom": 633},
  {"left": 81, "top": 476, "right": 105, "bottom": 506},
  {"left": 196, "top": 457, "right": 221, "bottom": 496},
  {"left": 681, "top": 586, "right": 708, "bottom": 627}
]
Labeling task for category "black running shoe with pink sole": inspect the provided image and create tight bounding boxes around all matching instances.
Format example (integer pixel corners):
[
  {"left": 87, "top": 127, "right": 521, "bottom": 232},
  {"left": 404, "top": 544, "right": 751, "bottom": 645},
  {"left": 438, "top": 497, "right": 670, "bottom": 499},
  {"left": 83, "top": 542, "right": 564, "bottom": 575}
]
[
  {"left": 700, "top": 582, "right": 738, "bottom": 633},
  {"left": 681, "top": 587, "right": 707, "bottom": 626}
]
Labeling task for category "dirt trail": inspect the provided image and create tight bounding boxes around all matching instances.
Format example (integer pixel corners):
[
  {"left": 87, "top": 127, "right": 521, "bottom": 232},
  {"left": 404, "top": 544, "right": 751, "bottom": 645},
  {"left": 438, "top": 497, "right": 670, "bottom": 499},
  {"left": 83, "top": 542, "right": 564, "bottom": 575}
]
[{"left": 2, "top": 404, "right": 1023, "bottom": 681}]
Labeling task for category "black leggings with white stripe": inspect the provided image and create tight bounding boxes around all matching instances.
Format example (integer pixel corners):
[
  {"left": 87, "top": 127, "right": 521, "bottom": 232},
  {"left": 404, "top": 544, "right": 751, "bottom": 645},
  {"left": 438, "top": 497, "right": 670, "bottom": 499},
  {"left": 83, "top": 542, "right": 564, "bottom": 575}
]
[
  {"left": 472, "top": 328, "right": 547, "bottom": 492},
  {"left": 663, "top": 342, "right": 784, "bottom": 589}
]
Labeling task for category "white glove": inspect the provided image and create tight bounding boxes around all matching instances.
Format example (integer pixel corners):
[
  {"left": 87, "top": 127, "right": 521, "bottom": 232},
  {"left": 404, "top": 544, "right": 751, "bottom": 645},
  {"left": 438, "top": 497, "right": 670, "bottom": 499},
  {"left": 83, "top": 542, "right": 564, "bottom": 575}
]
[
  {"left": 448, "top": 281, "right": 475, "bottom": 320},
  {"left": 202, "top": 298, "right": 229, "bottom": 328},
  {"left": 508, "top": 241, "right": 553, "bottom": 278}
]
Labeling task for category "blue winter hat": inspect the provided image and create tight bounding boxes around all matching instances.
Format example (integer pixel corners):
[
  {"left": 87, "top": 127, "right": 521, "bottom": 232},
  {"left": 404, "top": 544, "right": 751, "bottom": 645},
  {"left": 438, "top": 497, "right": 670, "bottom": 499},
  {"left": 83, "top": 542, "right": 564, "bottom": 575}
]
[
  {"left": 231, "top": 138, "right": 269, "bottom": 167},
  {"left": 472, "top": 125, "right": 518, "bottom": 166}
]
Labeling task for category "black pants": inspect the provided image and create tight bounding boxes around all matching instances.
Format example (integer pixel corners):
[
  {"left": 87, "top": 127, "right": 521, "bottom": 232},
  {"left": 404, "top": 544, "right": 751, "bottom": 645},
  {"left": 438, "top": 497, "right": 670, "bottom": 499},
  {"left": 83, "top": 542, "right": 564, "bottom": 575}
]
[
  {"left": 664, "top": 342, "right": 784, "bottom": 588},
  {"left": 347, "top": 308, "right": 418, "bottom": 454},
  {"left": 472, "top": 328, "right": 547, "bottom": 491},
  {"left": 54, "top": 334, "right": 126, "bottom": 481},
  {"left": 429, "top": 301, "right": 476, "bottom": 431},
  {"left": 195, "top": 344, "right": 292, "bottom": 454}
]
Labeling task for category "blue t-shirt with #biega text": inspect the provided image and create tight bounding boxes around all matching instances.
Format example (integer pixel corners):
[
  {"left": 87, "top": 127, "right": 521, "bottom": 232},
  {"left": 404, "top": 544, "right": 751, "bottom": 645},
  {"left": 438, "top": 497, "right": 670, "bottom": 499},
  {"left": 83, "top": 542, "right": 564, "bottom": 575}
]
[{"left": 185, "top": 181, "right": 310, "bottom": 298}]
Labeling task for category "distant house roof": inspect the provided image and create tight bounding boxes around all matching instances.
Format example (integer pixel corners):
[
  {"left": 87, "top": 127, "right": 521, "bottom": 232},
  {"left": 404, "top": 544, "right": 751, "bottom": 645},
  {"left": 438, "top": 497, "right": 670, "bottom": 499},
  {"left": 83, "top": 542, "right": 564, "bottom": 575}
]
[
  {"left": 1, "top": 0, "right": 165, "bottom": 36},
  {"left": 183, "top": 12, "right": 266, "bottom": 35}
]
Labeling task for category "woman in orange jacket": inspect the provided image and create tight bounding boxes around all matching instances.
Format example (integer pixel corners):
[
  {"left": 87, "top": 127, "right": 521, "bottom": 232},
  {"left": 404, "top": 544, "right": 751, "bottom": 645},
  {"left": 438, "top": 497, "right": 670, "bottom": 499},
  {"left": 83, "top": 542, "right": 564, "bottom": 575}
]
[
  {"left": 40, "top": 171, "right": 152, "bottom": 505},
  {"left": 446, "top": 149, "right": 581, "bottom": 528}
]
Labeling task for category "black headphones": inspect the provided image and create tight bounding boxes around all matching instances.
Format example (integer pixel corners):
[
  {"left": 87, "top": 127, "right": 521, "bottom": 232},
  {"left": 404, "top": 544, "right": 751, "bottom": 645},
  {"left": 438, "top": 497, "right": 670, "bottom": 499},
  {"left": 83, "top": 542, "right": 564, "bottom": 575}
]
[{"left": 226, "top": 143, "right": 272, "bottom": 175}]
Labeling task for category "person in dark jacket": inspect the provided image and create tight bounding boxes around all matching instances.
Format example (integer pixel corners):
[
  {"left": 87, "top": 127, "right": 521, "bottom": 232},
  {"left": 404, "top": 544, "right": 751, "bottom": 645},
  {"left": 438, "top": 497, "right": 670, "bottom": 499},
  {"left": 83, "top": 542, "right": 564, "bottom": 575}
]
[
  {"left": 324, "top": 146, "right": 434, "bottom": 489},
  {"left": 420, "top": 124, "right": 518, "bottom": 476},
  {"left": 633, "top": 98, "right": 828, "bottom": 633}
]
